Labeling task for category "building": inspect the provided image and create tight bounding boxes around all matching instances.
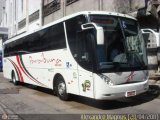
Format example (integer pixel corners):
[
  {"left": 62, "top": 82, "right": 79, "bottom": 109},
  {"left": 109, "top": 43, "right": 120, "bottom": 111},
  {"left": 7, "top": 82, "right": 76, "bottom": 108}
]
[
  {"left": 43, "top": 0, "right": 160, "bottom": 31},
  {"left": 0, "top": 0, "right": 6, "bottom": 24},
  {"left": 0, "top": 0, "right": 8, "bottom": 50},
  {"left": 0, "top": 0, "right": 160, "bottom": 39},
  {"left": 0, "top": 0, "right": 42, "bottom": 38}
]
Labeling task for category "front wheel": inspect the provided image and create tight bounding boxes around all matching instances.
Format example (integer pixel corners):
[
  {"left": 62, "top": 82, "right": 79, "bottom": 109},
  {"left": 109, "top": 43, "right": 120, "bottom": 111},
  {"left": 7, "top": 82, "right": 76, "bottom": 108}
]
[
  {"left": 56, "top": 76, "right": 69, "bottom": 101},
  {"left": 11, "top": 71, "right": 18, "bottom": 85}
]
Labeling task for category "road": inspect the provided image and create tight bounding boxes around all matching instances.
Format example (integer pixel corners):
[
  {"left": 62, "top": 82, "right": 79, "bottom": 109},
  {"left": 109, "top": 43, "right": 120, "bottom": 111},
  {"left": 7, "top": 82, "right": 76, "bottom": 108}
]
[{"left": 0, "top": 72, "right": 160, "bottom": 120}]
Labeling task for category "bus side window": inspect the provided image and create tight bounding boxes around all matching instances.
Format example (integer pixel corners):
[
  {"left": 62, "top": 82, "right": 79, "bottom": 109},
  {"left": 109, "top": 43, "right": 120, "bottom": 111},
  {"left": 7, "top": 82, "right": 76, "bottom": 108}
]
[
  {"left": 77, "top": 31, "right": 94, "bottom": 62},
  {"left": 76, "top": 31, "right": 90, "bottom": 62},
  {"left": 75, "top": 30, "right": 95, "bottom": 69},
  {"left": 66, "top": 15, "right": 87, "bottom": 58},
  {"left": 66, "top": 15, "right": 94, "bottom": 71}
]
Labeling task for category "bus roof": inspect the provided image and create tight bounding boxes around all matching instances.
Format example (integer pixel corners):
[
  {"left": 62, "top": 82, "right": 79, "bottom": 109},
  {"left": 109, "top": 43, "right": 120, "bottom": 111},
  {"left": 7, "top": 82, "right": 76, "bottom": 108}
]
[{"left": 4, "top": 11, "right": 136, "bottom": 44}]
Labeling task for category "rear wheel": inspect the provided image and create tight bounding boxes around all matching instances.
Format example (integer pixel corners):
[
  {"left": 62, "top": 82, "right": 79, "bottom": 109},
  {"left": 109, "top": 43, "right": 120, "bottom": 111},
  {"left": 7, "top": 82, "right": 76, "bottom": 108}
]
[
  {"left": 11, "top": 71, "right": 18, "bottom": 85},
  {"left": 56, "top": 76, "right": 69, "bottom": 101}
]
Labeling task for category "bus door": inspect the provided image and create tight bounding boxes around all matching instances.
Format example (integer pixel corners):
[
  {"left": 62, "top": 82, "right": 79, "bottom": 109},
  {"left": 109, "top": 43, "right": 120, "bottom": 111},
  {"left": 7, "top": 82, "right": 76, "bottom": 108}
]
[
  {"left": 76, "top": 30, "right": 95, "bottom": 98},
  {"left": 65, "top": 16, "right": 95, "bottom": 98},
  {"left": 78, "top": 66, "right": 94, "bottom": 98}
]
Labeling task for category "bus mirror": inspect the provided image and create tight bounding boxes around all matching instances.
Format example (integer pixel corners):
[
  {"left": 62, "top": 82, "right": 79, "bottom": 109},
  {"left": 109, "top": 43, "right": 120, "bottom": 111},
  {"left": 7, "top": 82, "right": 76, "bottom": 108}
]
[
  {"left": 81, "top": 23, "right": 94, "bottom": 30},
  {"left": 97, "top": 27, "right": 104, "bottom": 45}
]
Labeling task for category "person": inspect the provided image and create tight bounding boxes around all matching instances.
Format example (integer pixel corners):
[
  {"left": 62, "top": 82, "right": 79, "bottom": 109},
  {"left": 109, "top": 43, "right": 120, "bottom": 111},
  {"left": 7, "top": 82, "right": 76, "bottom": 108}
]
[
  {"left": 110, "top": 43, "right": 124, "bottom": 62},
  {"left": 110, "top": 48, "right": 119, "bottom": 61}
]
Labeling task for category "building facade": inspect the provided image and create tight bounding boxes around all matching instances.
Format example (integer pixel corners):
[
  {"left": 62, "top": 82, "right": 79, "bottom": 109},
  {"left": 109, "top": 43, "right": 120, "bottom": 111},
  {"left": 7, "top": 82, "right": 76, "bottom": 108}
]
[
  {"left": 0, "top": 0, "right": 5, "bottom": 24},
  {"left": 0, "top": 0, "right": 160, "bottom": 39},
  {"left": 0, "top": 0, "right": 8, "bottom": 50},
  {"left": 0, "top": 0, "right": 42, "bottom": 38},
  {"left": 43, "top": 0, "right": 160, "bottom": 31}
]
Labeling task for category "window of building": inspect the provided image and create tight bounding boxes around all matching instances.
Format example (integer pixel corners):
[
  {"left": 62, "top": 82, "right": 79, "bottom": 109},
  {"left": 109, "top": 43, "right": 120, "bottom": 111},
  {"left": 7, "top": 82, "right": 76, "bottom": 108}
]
[
  {"left": 29, "top": 10, "right": 39, "bottom": 23},
  {"left": 18, "top": 19, "right": 26, "bottom": 29},
  {"left": 66, "top": 0, "right": 79, "bottom": 6},
  {"left": 43, "top": 0, "right": 61, "bottom": 17}
]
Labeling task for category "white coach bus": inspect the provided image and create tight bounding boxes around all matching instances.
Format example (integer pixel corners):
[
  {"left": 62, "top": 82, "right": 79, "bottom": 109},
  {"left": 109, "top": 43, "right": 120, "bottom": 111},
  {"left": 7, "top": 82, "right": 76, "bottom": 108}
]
[{"left": 3, "top": 11, "right": 149, "bottom": 100}]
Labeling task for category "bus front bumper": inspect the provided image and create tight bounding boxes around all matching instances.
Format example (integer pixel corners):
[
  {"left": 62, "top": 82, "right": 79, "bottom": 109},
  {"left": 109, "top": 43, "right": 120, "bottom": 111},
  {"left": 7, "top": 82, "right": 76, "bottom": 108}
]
[{"left": 94, "top": 80, "right": 149, "bottom": 100}]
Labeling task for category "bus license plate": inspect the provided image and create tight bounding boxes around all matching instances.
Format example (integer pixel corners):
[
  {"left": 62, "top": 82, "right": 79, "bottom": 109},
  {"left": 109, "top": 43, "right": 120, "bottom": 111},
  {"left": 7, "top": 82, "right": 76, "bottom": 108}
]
[{"left": 125, "top": 90, "right": 136, "bottom": 97}]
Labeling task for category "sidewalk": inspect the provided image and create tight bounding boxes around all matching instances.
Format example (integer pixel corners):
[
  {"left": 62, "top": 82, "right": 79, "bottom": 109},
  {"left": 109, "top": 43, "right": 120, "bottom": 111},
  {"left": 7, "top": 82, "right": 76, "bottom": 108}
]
[
  {"left": 0, "top": 101, "right": 17, "bottom": 116},
  {"left": 0, "top": 96, "right": 22, "bottom": 120}
]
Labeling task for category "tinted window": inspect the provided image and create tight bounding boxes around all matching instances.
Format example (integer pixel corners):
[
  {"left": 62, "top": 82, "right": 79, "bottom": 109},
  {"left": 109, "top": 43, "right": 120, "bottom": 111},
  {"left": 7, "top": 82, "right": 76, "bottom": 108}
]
[
  {"left": 66, "top": 15, "right": 95, "bottom": 71},
  {"left": 4, "top": 23, "right": 66, "bottom": 57}
]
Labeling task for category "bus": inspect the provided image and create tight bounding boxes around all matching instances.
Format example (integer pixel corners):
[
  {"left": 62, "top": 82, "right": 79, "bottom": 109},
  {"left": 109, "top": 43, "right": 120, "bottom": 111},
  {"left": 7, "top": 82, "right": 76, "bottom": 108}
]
[{"left": 3, "top": 11, "right": 149, "bottom": 100}]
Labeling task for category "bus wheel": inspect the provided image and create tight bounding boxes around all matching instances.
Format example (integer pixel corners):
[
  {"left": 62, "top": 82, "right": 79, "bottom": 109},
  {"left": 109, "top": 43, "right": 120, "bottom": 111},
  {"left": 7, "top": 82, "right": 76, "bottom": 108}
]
[
  {"left": 11, "top": 71, "right": 18, "bottom": 85},
  {"left": 56, "top": 76, "right": 69, "bottom": 101}
]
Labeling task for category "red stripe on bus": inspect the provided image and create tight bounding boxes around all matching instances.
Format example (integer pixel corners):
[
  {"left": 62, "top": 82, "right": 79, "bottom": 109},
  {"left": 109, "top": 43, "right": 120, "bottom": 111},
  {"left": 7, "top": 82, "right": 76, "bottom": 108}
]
[
  {"left": 16, "top": 55, "right": 46, "bottom": 87},
  {"left": 8, "top": 58, "right": 24, "bottom": 82},
  {"left": 16, "top": 55, "right": 39, "bottom": 85}
]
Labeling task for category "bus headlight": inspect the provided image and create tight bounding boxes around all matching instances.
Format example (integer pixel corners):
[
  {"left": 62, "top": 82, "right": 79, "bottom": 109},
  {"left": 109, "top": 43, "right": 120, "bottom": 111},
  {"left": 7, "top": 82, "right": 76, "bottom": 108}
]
[{"left": 99, "top": 74, "right": 114, "bottom": 86}]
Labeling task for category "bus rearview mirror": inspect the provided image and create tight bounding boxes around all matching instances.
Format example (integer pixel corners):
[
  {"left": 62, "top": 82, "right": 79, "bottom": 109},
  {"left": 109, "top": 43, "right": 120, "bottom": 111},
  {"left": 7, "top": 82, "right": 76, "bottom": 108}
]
[
  {"left": 81, "top": 23, "right": 94, "bottom": 30},
  {"left": 97, "top": 27, "right": 104, "bottom": 45},
  {"left": 81, "top": 23, "right": 104, "bottom": 45}
]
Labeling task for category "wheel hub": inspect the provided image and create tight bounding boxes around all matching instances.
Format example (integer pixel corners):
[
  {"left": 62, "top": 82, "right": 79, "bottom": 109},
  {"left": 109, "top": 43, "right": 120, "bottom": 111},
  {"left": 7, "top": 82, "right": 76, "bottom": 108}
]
[
  {"left": 13, "top": 76, "right": 16, "bottom": 83},
  {"left": 58, "top": 82, "right": 65, "bottom": 96}
]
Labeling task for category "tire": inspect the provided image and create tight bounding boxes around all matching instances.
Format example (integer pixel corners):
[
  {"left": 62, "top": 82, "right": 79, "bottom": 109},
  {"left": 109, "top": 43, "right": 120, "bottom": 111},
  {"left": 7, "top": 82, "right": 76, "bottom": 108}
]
[
  {"left": 52, "top": 89, "right": 57, "bottom": 96},
  {"left": 56, "top": 76, "right": 69, "bottom": 101},
  {"left": 11, "top": 71, "right": 18, "bottom": 85}
]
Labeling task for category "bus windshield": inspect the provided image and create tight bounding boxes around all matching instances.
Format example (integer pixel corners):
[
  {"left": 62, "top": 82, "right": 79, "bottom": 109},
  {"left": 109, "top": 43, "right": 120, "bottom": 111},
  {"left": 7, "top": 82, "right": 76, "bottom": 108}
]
[{"left": 90, "top": 15, "right": 147, "bottom": 72}]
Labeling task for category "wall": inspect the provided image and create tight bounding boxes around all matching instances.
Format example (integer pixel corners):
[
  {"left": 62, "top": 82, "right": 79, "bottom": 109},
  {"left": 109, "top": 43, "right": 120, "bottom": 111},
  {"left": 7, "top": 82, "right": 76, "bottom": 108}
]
[
  {"left": 1, "top": 0, "right": 42, "bottom": 38},
  {"left": 65, "top": 0, "right": 99, "bottom": 15},
  {"left": 43, "top": 0, "right": 146, "bottom": 25},
  {"left": 43, "top": 0, "right": 63, "bottom": 25},
  {"left": 1, "top": 0, "right": 159, "bottom": 38},
  {"left": 0, "top": 0, "right": 6, "bottom": 25},
  {"left": 130, "top": 0, "right": 146, "bottom": 11},
  {"left": 28, "top": 0, "right": 42, "bottom": 32}
]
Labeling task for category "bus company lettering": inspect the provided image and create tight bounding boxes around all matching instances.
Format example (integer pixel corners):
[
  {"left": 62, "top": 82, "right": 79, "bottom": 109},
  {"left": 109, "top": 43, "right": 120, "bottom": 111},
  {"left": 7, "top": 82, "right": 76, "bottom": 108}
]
[{"left": 29, "top": 53, "right": 62, "bottom": 66}]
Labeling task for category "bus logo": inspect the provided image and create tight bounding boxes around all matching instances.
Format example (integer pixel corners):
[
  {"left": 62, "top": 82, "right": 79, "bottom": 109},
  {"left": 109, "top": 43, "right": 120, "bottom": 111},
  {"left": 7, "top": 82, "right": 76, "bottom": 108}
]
[
  {"left": 126, "top": 71, "right": 135, "bottom": 82},
  {"left": 82, "top": 80, "right": 91, "bottom": 92}
]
